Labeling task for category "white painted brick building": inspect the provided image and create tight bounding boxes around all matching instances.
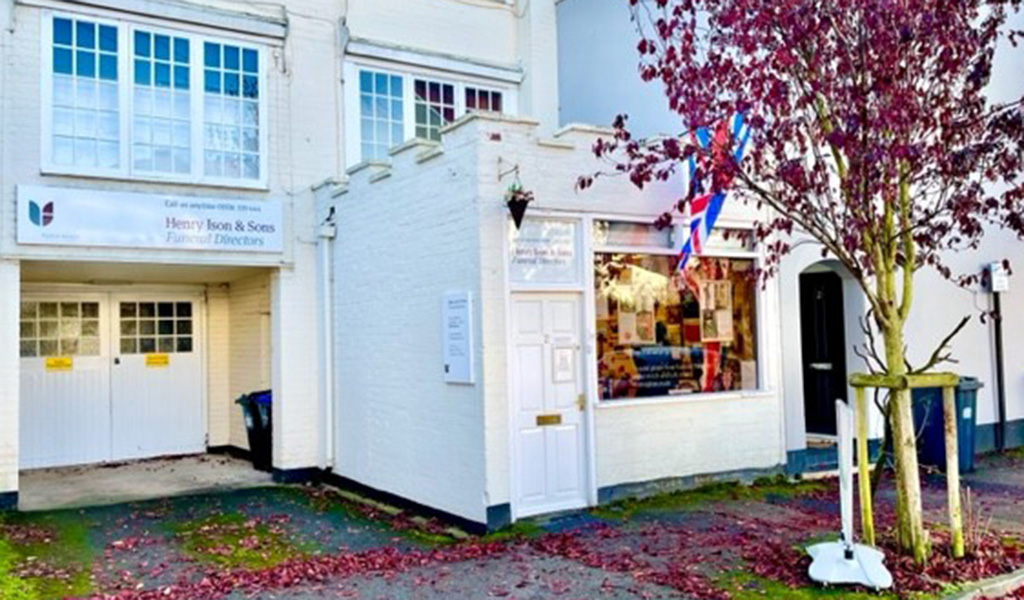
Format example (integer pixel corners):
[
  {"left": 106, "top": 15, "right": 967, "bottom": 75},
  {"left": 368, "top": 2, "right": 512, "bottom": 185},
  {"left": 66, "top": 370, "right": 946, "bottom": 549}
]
[
  {"left": 2, "top": 0, "right": 1019, "bottom": 534},
  {"left": 0, "top": 0, "right": 340, "bottom": 508}
]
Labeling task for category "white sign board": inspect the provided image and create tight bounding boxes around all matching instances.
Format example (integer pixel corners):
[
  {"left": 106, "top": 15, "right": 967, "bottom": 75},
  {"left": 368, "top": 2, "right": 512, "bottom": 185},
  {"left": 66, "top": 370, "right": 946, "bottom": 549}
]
[
  {"left": 989, "top": 262, "right": 1010, "bottom": 293},
  {"left": 443, "top": 291, "right": 474, "bottom": 384},
  {"left": 17, "top": 184, "right": 283, "bottom": 253},
  {"left": 508, "top": 218, "right": 580, "bottom": 285}
]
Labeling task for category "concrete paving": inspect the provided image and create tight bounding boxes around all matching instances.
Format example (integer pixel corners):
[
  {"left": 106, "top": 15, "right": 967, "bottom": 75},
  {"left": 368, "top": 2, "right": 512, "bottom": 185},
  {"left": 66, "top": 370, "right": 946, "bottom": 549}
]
[{"left": 18, "top": 454, "right": 273, "bottom": 511}]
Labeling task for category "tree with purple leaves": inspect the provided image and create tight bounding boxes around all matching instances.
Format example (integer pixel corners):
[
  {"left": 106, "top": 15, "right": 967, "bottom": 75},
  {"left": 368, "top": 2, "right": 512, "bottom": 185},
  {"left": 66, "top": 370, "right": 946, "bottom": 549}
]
[{"left": 581, "top": 0, "right": 1024, "bottom": 564}]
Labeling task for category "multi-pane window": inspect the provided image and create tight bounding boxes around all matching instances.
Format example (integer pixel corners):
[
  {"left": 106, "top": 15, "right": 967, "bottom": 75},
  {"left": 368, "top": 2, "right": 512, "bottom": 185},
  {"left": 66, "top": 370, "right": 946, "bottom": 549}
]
[
  {"left": 349, "top": 67, "right": 511, "bottom": 162},
  {"left": 133, "top": 31, "right": 190, "bottom": 174},
  {"left": 465, "top": 87, "right": 502, "bottom": 113},
  {"left": 51, "top": 17, "right": 120, "bottom": 169},
  {"left": 119, "top": 302, "right": 193, "bottom": 354},
  {"left": 20, "top": 302, "right": 101, "bottom": 357},
  {"left": 203, "top": 42, "right": 261, "bottom": 180},
  {"left": 358, "top": 70, "right": 404, "bottom": 161},
  {"left": 46, "top": 14, "right": 264, "bottom": 186},
  {"left": 414, "top": 79, "right": 455, "bottom": 141}
]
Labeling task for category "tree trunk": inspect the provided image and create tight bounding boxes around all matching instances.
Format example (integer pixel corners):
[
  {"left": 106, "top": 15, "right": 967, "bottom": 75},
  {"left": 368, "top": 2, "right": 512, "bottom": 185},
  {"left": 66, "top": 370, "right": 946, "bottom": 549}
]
[{"left": 883, "top": 324, "right": 931, "bottom": 564}]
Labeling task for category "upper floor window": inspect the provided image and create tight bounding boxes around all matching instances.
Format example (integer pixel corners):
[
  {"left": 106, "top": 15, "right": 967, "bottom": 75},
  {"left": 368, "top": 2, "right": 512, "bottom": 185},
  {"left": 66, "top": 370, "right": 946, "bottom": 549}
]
[
  {"left": 51, "top": 16, "right": 120, "bottom": 169},
  {"left": 413, "top": 79, "right": 455, "bottom": 141},
  {"left": 465, "top": 87, "right": 502, "bottom": 113},
  {"left": 349, "top": 65, "right": 514, "bottom": 164},
  {"left": 44, "top": 13, "right": 267, "bottom": 188},
  {"left": 359, "top": 70, "right": 404, "bottom": 162}
]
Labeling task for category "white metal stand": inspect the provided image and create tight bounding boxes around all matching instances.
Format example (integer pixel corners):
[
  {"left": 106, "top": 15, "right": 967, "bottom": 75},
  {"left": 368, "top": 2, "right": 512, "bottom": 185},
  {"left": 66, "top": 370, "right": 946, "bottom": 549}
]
[{"left": 807, "top": 400, "right": 893, "bottom": 590}]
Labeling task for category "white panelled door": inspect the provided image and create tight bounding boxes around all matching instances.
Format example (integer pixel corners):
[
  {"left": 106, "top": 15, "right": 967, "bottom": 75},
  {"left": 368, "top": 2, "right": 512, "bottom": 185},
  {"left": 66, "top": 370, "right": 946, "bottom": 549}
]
[
  {"left": 20, "top": 297, "right": 111, "bottom": 469},
  {"left": 111, "top": 297, "right": 205, "bottom": 460},
  {"left": 19, "top": 293, "right": 204, "bottom": 469},
  {"left": 512, "top": 293, "right": 588, "bottom": 517}
]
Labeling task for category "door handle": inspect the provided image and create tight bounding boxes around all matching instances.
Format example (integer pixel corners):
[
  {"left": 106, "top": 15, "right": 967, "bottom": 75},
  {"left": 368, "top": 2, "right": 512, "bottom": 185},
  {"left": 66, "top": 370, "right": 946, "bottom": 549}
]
[
  {"left": 809, "top": 362, "right": 832, "bottom": 371},
  {"left": 114, "top": 357, "right": 121, "bottom": 365},
  {"left": 577, "top": 393, "right": 586, "bottom": 412}
]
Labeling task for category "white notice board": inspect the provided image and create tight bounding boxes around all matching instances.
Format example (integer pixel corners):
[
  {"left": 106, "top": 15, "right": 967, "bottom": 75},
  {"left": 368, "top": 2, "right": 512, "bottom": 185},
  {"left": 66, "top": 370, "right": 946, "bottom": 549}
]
[{"left": 443, "top": 291, "right": 474, "bottom": 384}]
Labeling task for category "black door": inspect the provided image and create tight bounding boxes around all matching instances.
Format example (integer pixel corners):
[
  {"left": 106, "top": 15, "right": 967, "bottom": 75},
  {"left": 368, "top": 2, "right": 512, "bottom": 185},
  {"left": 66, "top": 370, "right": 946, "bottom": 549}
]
[{"left": 799, "top": 272, "right": 848, "bottom": 436}]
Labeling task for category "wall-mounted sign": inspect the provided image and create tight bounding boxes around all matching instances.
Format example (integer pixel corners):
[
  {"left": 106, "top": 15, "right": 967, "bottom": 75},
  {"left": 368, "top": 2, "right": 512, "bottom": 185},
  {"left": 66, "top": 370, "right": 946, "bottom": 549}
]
[
  {"left": 443, "top": 291, "right": 474, "bottom": 384},
  {"left": 989, "top": 262, "right": 1010, "bottom": 293},
  {"left": 508, "top": 218, "right": 580, "bottom": 285},
  {"left": 45, "top": 357, "right": 73, "bottom": 372},
  {"left": 145, "top": 354, "right": 170, "bottom": 368},
  {"left": 17, "top": 184, "right": 283, "bottom": 253}
]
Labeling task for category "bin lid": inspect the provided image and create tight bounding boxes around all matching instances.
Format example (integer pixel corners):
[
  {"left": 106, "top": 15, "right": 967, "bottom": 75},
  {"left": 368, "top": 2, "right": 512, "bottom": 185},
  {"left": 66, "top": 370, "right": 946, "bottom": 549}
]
[
  {"left": 250, "top": 390, "right": 272, "bottom": 405},
  {"left": 958, "top": 377, "right": 984, "bottom": 391}
]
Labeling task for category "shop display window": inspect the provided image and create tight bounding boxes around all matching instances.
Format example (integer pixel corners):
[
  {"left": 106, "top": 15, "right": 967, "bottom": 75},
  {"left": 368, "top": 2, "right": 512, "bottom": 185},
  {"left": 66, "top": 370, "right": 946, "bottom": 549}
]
[{"left": 594, "top": 253, "right": 759, "bottom": 400}]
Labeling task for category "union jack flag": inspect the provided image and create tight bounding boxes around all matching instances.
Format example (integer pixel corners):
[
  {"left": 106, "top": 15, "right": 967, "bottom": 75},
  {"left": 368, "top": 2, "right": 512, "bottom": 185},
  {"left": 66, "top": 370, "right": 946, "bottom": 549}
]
[{"left": 678, "top": 113, "right": 751, "bottom": 270}]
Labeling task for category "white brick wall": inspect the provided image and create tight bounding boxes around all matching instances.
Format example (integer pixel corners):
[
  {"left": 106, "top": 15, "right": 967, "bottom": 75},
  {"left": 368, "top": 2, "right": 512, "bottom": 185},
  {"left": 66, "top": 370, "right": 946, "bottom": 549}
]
[
  {"left": 330, "top": 136, "right": 489, "bottom": 523},
  {"left": 228, "top": 272, "right": 271, "bottom": 450},
  {"left": 0, "top": 261, "right": 20, "bottom": 494},
  {"left": 206, "top": 285, "right": 232, "bottom": 447},
  {"left": 346, "top": 0, "right": 517, "bottom": 68},
  {"left": 271, "top": 239, "right": 322, "bottom": 470}
]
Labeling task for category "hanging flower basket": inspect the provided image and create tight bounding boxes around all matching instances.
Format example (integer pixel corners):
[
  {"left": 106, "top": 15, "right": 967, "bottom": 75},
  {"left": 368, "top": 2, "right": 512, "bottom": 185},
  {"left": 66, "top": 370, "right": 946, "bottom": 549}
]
[{"left": 506, "top": 182, "right": 535, "bottom": 230}]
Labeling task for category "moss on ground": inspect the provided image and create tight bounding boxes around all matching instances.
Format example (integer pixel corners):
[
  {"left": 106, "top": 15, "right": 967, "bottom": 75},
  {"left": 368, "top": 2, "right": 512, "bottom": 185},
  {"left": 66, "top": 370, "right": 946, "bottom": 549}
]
[
  {"left": 479, "top": 520, "right": 546, "bottom": 543},
  {"left": 717, "top": 572, "right": 917, "bottom": 600},
  {"left": 591, "top": 475, "right": 827, "bottom": 520},
  {"left": 298, "top": 486, "right": 464, "bottom": 547},
  {"left": 0, "top": 512, "right": 95, "bottom": 600},
  {"left": 172, "top": 513, "right": 309, "bottom": 569}
]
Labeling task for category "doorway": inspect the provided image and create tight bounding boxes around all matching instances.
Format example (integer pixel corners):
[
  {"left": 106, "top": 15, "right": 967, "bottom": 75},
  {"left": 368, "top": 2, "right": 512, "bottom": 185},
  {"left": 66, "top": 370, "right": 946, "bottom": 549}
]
[
  {"left": 510, "top": 293, "right": 589, "bottom": 517},
  {"left": 19, "top": 292, "right": 205, "bottom": 469},
  {"left": 799, "top": 272, "right": 848, "bottom": 436}
]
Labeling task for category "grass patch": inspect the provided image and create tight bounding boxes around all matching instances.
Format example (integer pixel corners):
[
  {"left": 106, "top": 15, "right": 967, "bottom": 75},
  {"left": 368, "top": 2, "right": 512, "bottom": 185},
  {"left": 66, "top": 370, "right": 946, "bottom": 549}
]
[
  {"left": 172, "top": 513, "right": 308, "bottom": 569},
  {"left": 591, "top": 475, "right": 827, "bottom": 520},
  {"left": 0, "top": 512, "right": 95, "bottom": 600},
  {"left": 0, "top": 539, "right": 38, "bottom": 600},
  {"left": 717, "top": 572, "right": 912, "bottom": 600}
]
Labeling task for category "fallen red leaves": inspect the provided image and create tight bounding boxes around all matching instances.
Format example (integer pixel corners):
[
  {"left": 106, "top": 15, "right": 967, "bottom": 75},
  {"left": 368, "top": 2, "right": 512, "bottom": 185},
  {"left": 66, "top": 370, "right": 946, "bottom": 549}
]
[{"left": 83, "top": 540, "right": 510, "bottom": 600}]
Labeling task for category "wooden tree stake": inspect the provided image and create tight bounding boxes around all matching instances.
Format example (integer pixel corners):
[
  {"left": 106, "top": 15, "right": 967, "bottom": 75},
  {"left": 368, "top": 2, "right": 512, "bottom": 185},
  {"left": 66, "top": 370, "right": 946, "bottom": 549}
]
[
  {"left": 943, "top": 384, "right": 964, "bottom": 558},
  {"left": 854, "top": 386, "right": 875, "bottom": 546}
]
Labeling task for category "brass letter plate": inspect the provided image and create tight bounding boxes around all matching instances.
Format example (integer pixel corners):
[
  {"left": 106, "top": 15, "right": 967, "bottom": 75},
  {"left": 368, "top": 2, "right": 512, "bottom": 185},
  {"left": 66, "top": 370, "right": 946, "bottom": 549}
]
[{"left": 536, "top": 414, "right": 562, "bottom": 426}]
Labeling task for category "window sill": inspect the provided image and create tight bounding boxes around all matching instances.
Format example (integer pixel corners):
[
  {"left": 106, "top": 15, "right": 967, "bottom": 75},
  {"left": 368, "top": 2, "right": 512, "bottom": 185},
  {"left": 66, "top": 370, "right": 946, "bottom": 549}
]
[
  {"left": 40, "top": 166, "right": 270, "bottom": 192},
  {"left": 594, "top": 388, "right": 776, "bottom": 409}
]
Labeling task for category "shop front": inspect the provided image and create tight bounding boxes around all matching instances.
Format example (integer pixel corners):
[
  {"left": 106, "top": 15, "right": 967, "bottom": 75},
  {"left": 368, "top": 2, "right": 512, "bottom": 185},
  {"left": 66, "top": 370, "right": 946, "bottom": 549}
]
[
  {"left": 326, "top": 112, "right": 787, "bottom": 530},
  {"left": 505, "top": 211, "right": 775, "bottom": 518}
]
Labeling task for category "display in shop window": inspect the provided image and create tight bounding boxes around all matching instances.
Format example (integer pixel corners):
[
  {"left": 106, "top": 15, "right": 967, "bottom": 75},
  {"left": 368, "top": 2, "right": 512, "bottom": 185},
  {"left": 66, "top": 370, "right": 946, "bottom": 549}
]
[{"left": 595, "top": 253, "right": 757, "bottom": 399}]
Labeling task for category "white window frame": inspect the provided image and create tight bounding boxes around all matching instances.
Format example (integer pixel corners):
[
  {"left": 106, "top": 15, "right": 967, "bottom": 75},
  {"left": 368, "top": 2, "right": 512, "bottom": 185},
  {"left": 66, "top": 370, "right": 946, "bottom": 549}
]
[
  {"left": 41, "top": 9, "right": 269, "bottom": 190},
  {"left": 343, "top": 60, "right": 519, "bottom": 166},
  {"left": 588, "top": 216, "right": 769, "bottom": 405}
]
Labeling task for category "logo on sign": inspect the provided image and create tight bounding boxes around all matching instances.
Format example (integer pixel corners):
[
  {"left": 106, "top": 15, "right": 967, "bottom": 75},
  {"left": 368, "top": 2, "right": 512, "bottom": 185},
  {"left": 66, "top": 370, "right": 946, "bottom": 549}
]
[{"left": 28, "top": 201, "right": 54, "bottom": 227}]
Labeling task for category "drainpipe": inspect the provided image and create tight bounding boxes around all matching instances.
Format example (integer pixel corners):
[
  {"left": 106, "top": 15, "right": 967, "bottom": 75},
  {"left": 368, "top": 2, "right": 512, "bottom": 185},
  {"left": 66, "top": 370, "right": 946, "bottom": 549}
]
[
  {"left": 993, "top": 290, "right": 1007, "bottom": 451},
  {"left": 319, "top": 213, "right": 337, "bottom": 470},
  {"left": 987, "top": 262, "right": 1009, "bottom": 452}
]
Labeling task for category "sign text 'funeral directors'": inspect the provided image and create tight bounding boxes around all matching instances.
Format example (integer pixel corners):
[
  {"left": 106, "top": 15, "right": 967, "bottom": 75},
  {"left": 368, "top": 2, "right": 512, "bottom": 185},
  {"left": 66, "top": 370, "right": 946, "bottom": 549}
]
[{"left": 164, "top": 199, "right": 277, "bottom": 248}]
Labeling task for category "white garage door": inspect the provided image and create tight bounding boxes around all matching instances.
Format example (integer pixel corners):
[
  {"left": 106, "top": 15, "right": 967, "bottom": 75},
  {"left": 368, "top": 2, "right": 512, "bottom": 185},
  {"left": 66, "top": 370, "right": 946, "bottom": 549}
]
[{"left": 19, "top": 293, "right": 205, "bottom": 469}]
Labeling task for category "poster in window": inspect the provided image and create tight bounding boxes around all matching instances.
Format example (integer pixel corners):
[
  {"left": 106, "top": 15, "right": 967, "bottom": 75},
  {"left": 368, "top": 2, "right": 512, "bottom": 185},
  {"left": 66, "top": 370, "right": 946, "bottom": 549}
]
[
  {"left": 618, "top": 307, "right": 638, "bottom": 345},
  {"left": 700, "top": 280, "right": 734, "bottom": 343},
  {"left": 634, "top": 282, "right": 657, "bottom": 345}
]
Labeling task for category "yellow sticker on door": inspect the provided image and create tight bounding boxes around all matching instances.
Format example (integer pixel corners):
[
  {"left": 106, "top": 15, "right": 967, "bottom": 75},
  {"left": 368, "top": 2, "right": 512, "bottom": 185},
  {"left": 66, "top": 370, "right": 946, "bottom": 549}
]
[
  {"left": 145, "top": 353, "right": 170, "bottom": 368},
  {"left": 45, "top": 357, "right": 73, "bottom": 372}
]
